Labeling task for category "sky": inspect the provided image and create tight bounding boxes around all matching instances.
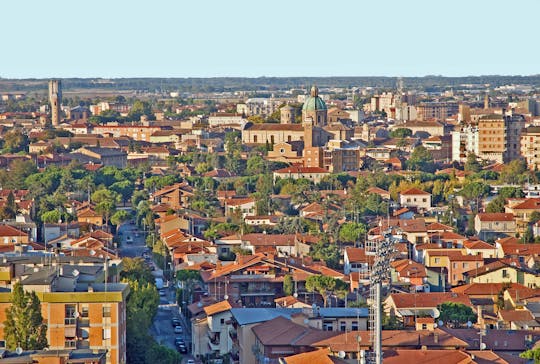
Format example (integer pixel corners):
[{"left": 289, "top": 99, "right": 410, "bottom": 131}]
[{"left": 2, "top": 0, "right": 539, "bottom": 78}]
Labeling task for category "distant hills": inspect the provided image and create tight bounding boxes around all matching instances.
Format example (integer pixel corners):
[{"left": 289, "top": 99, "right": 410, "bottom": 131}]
[{"left": 1, "top": 75, "right": 540, "bottom": 93}]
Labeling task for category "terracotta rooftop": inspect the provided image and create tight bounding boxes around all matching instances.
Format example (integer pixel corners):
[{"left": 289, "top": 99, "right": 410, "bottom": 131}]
[
  {"left": 274, "top": 166, "right": 329, "bottom": 174},
  {"left": 476, "top": 213, "right": 514, "bottom": 222},
  {"left": 510, "top": 198, "right": 540, "bottom": 210},
  {"left": 383, "top": 349, "right": 473, "bottom": 364},
  {"left": 388, "top": 292, "right": 471, "bottom": 309},
  {"left": 463, "top": 240, "right": 495, "bottom": 250},
  {"left": 400, "top": 188, "right": 431, "bottom": 196},
  {"left": 281, "top": 348, "right": 335, "bottom": 364},
  {"left": 0, "top": 224, "right": 27, "bottom": 237},
  {"left": 451, "top": 283, "right": 527, "bottom": 296},
  {"left": 203, "top": 300, "right": 232, "bottom": 316},
  {"left": 498, "top": 309, "right": 534, "bottom": 323}
]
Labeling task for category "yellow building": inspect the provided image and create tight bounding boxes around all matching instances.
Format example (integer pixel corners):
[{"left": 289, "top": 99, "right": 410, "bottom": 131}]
[
  {"left": 465, "top": 260, "right": 540, "bottom": 288},
  {"left": 0, "top": 257, "right": 128, "bottom": 364}
]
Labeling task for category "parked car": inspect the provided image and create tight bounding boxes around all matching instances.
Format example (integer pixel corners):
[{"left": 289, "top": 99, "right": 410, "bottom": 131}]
[
  {"left": 177, "top": 344, "right": 188, "bottom": 354},
  {"left": 171, "top": 318, "right": 181, "bottom": 327},
  {"left": 174, "top": 337, "right": 185, "bottom": 346},
  {"left": 174, "top": 325, "right": 183, "bottom": 334}
]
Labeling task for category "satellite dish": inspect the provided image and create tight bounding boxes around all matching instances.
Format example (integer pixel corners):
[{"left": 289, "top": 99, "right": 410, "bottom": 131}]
[
  {"left": 338, "top": 351, "right": 346, "bottom": 359},
  {"left": 434, "top": 323, "right": 438, "bottom": 328},
  {"left": 15, "top": 347, "right": 22, "bottom": 355},
  {"left": 432, "top": 308, "right": 440, "bottom": 319},
  {"left": 89, "top": 250, "right": 96, "bottom": 256},
  {"left": 303, "top": 318, "right": 309, "bottom": 324},
  {"left": 480, "top": 343, "right": 487, "bottom": 350},
  {"left": 293, "top": 292, "right": 298, "bottom": 298},
  {"left": 73, "top": 311, "right": 79, "bottom": 318},
  {"left": 72, "top": 269, "right": 80, "bottom": 277},
  {"left": 467, "top": 321, "right": 473, "bottom": 328},
  {"left": 224, "top": 295, "right": 229, "bottom": 300},
  {"left": 438, "top": 320, "right": 444, "bottom": 327},
  {"left": 197, "top": 302, "right": 203, "bottom": 308}
]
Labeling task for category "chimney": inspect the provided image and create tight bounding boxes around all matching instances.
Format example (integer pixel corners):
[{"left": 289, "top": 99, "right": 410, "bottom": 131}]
[
  {"left": 88, "top": 284, "right": 94, "bottom": 292},
  {"left": 433, "top": 332, "right": 439, "bottom": 344}
]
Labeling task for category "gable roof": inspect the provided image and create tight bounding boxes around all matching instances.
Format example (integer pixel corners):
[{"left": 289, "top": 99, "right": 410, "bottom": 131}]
[
  {"left": 388, "top": 292, "right": 471, "bottom": 308},
  {"left": 203, "top": 300, "right": 232, "bottom": 316},
  {"left": 401, "top": 188, "right": 431, "bottom": 196},
  {"left": 476, "top": 213, "right": 514, "bottom": 222}
]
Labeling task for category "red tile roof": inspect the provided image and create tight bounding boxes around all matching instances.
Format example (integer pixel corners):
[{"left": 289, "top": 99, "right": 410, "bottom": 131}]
[
  {"left": 400, "top": 188, "right": 430, "bottom": 196},
  {"left": 388, "top": 292, "right": 472, "bottom": 309},
  {"left": 274, "top": 166, "right": 329, "bottom": 174},
  {"left": 476, "top": 213, "right": 514, "bottom": 222}
]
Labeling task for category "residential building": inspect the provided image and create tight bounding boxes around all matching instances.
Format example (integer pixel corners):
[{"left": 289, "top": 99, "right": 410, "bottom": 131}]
[
  {"left": 0, "top": 255, "right": 128, "bottom": 364},
  {"left": 273, "top": 166, "right": 330, "bottom": 184},
  {"left": 399, "top": 188, "right": 432, "bottom": 211},
  {"left": 474, "top": 213, "right": 516, "bottom": 241}
]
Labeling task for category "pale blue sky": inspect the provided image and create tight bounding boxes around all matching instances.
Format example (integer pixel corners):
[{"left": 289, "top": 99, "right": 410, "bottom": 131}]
[{"left": 2, "top": 0, "right": 539, "bottom": 78}]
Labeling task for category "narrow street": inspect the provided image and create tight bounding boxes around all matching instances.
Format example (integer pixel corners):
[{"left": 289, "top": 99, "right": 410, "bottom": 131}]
[{"left": 118, "top": 223, "right": 197, "bottom": 363}]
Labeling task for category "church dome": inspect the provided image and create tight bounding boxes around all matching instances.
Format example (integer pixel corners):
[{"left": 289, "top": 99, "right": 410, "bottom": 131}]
[{"left": 302, "top": 86, "right": 327, "bottom": 112}]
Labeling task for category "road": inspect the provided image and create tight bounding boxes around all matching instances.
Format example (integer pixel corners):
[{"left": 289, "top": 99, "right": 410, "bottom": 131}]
[{"left": 118, "top": 223, "right": 198, "bottom": 363}]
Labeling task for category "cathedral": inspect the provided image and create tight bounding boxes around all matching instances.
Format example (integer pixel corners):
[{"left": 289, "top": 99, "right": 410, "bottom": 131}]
[{"left": 241, "top": 86, "right": 329, "bottom": 149}]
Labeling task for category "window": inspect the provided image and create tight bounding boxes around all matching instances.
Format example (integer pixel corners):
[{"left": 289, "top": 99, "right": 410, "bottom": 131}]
[
  {"left": 80, "top": 328, "right": 89, "bottom": 339},
  {"left": 340, "top": 322, "right": 346, "bottom": 332},
  {"left": 220, "top": 318, "right": 225, "bottom": 325},
  {"left": 351, "top": 321, "right": 358, "bottom": 330},
  {"left": 434, "top": 258, "right": 440, "bottom": 264},
  {"left": 65, "top": 304, "right": 76, "bottom": 325},
  {"left": 81, "top": 306, "right": 89, "bottom": 318},
  {"left": 103, "top": 306, "right": 111, "bottom": 318},
  {"left": 463, "top": 263, "right": 468, "bottom": 269},
  {"left": 103, "top": 328, "right": 111, "bottom": 340},
  {"left": 65, "top": 340, "right": 76, "bottom": 348},
  {"left": 253, "top": 135, "right": 257, "bottom": 143},
  {"left": 422, "top": 324, "right": 427, "bottom": 330},
  {"left": 502, "top": 269, "right": 508, "bottom": 278}
]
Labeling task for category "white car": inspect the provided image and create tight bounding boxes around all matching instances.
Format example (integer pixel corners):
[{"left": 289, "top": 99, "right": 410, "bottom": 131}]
[{"left": 174, "top": 325, "right": 183, "bottom": 334}]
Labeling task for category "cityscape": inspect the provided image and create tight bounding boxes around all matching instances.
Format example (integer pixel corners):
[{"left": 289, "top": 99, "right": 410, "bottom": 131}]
[{"left": 2, "top": 1, "right": 540, "bottom": 364}]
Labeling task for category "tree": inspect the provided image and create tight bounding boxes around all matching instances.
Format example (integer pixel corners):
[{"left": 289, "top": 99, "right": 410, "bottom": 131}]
[
  {"left": 0, "top": 191, "right": 17, "bottom": 220},
  {"left": 128, "top": 100, "right": 154, "bottom": 121},
  {"left": 283, "top": 274, "right": 294, "bottom": 296},
  {"left": 464, "top": 153, "right": 481, "bottom": 173},
  {"left": 111, "top": 210, "right": 130, "bottom": 230},
  {"left": 339, "top": 222, "right": 367, "bottom": 244},
  {"left": 40, "top": 210, "right": 61, "bottom": 224},
  {"left": 520, "top": 348, "right": 540, "bottom": 363},
  {"left": 407, "top": 145, "right": 435, "bottom": 173},
  {"left": 309, "top": 241, "right": 340, "bottom": 269},
  {"left": 120, "top": 258, "right": 155, "bottom": 285},
  {"left": 438, "top": 302, "right": 477, "bottom": 328},
  {"left": 145, "top": 342, "right": 181, "bottom": 364},
  {"left": 3, "top": 129, "right": 28, "bottom": 153},
  {"left": 389, "top": 128, "right": 412, "bottom": 138},
  {"left": 305, "top": 275, "right": 335, "bottom": 308},
  {"left": 305, "top": 275, "right": 348, "bottom": 307},
  {"left": 486, "top": 195, "right": 505, "bottom": 213},
  {"left": 4, "top": 283, "right": 48, "bottom": 350}
]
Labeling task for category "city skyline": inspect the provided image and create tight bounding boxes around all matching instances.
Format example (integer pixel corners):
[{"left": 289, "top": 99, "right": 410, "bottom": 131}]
[{"left": 3, "top": 0, "right": 539, "bottom": 78}]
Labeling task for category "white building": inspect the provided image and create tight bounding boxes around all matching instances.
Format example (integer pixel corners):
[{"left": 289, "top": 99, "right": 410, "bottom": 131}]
[{"left": 451, "top": 125, "right": 479, "bottom": 162}]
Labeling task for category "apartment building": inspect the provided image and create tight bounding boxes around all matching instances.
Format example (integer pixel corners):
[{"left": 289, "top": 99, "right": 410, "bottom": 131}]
[
  {"left": 521, "top": 126, "right": 540, "bottom": 170},
  {"left": 477, "top": 113, "right": 525, "bottom": 163},
  {"left": 0, "top": 255, "right": 128, "bottom": 364}
]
